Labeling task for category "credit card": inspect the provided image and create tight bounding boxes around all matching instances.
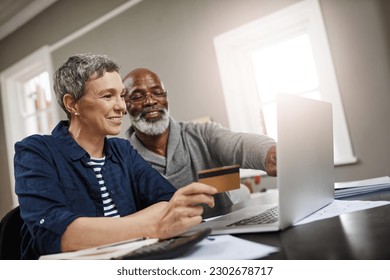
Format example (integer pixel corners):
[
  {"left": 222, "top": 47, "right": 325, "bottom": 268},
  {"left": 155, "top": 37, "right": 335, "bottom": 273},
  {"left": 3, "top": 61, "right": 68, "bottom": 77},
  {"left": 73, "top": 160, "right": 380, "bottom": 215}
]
[{"left": 197, "top": 165, "right": 240, "bottom": 193}]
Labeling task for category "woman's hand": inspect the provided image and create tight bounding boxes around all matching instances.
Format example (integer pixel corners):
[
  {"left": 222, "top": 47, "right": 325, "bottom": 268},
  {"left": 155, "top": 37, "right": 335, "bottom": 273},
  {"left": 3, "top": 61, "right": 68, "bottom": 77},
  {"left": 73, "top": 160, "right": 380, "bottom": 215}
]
[{"left": 153, "top": 183, "right": 217, "bottom": 239}]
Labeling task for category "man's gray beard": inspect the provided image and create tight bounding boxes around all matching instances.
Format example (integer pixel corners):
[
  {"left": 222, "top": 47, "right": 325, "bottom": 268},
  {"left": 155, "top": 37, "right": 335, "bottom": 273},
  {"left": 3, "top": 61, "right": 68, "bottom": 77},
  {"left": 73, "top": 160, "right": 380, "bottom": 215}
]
[{"left": 130, "top": 108, "right": 170, "bottom": 136}]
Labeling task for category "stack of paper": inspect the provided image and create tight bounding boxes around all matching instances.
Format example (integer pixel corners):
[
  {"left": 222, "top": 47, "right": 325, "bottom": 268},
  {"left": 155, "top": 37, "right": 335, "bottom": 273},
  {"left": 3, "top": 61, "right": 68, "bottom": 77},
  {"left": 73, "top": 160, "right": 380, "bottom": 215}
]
[{"left": 334, "top": 176, "right": 390, "bottom": 198}]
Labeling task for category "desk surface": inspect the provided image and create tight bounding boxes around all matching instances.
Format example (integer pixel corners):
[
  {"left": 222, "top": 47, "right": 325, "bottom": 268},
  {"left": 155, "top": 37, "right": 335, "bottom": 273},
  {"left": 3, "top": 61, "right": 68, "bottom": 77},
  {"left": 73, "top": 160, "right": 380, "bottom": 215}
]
[{"left": 233, "top": 190, "right": 390, "bottom": 259}]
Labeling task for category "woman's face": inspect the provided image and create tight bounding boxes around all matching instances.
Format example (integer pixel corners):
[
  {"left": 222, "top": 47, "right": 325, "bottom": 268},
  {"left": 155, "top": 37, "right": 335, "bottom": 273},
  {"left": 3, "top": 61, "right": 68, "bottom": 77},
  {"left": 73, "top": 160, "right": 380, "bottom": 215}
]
[{"left": 75, "top": 71, "right": 126, "bottom": 137}]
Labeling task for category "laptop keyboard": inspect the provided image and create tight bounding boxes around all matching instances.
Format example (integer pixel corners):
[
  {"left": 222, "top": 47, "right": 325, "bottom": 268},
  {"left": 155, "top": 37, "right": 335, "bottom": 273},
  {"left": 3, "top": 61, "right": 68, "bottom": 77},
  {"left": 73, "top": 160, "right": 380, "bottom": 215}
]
[{"left": 226, "top": 206, "right": 279, "bottom": 227}]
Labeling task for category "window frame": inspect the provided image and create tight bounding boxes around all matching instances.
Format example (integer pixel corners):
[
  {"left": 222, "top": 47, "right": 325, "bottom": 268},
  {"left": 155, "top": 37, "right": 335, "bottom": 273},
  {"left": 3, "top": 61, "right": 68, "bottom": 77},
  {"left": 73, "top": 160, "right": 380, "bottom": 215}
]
[
  {"left": 213, "top": 0, "right": 357, "bottom": 167},
  {"left": 0, "top": 45, "right": 58, "bottom": 206}
]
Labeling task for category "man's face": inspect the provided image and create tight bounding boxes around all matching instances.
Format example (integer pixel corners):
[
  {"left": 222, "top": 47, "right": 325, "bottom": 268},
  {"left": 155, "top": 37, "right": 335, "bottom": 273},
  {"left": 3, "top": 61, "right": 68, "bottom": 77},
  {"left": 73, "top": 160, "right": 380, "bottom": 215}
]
[{"left": 124, "top": 71, "right": 169, "bottom": 135}]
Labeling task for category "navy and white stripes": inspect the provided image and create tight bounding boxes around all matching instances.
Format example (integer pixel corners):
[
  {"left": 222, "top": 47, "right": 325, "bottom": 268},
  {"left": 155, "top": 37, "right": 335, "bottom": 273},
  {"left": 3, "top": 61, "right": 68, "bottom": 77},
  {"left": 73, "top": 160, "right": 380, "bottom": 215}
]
[{"left": 87, "top": 157, "right": 119, "bottom": 218}]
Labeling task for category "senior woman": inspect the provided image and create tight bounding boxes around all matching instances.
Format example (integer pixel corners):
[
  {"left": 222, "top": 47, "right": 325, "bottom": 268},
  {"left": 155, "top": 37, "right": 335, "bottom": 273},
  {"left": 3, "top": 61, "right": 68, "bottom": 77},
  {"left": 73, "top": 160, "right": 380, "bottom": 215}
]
[{"left": 14, "top": 53, "right": 216, "bottom": 259}]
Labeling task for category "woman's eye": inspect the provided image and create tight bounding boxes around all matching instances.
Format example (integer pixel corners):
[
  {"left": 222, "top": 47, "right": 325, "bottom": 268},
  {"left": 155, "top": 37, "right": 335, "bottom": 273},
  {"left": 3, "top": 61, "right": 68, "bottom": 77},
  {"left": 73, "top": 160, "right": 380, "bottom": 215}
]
[{"left": 102, "top": 94, "right": 112, "bottom": 99}]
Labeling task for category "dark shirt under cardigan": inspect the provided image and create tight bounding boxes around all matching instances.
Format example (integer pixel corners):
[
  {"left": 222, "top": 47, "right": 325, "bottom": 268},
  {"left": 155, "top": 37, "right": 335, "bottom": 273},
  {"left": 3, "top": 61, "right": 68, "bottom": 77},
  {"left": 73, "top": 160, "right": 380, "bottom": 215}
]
[{"left": 14, "top": 121, "right": 175, "bottom": 259}]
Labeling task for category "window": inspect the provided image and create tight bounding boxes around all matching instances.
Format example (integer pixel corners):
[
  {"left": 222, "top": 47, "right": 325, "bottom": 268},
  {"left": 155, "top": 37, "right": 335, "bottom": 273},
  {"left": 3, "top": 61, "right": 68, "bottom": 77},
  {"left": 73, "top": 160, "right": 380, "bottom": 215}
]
[
  {"left": 1, "top": 46, "right": 58, "bottom": 206},
  {"left": 20, "top": 71, "right": 54, "bottom": 135},
  {"left": 214, "top": 0, "right": 356, "bottom": 168}
]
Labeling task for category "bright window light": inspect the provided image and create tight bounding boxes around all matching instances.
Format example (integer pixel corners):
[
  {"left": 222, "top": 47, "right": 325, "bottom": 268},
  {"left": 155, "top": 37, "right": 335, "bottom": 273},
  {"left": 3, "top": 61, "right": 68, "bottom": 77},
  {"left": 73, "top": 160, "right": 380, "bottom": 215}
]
[{"left": 251, "top": 34, "right": 321, "bottom": 140}]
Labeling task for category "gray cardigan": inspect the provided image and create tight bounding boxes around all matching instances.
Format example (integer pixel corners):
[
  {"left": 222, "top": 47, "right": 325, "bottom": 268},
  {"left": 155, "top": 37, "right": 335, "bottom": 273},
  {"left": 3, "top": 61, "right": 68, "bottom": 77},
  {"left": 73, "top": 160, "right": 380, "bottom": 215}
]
[{"left": 127, "top": 117, "right": 276, "bottom": 217}]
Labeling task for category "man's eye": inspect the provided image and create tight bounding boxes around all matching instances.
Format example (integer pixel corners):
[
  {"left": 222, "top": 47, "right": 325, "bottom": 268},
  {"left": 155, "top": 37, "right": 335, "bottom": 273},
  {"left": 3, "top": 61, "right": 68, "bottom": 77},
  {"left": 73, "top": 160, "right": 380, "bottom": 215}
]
[
  {"left": 130, "top": 94, "right": 143, "bottom": 101},
  {"left": 153, "top": 91, "right": 165, "bottom": 97}
]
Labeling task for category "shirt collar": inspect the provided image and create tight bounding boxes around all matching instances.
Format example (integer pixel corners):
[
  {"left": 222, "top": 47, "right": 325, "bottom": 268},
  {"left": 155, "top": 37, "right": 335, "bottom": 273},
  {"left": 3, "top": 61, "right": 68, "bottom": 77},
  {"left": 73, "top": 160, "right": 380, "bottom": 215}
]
[{"left": 52, "top": 121, "right": 116, "bottom": 162}]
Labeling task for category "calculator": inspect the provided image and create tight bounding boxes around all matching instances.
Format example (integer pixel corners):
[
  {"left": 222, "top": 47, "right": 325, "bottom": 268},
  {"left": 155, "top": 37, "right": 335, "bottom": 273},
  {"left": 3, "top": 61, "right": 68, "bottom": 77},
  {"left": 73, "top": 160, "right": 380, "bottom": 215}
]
[{"left": 116, "top": 227, "right": 212, "bottom": 260}]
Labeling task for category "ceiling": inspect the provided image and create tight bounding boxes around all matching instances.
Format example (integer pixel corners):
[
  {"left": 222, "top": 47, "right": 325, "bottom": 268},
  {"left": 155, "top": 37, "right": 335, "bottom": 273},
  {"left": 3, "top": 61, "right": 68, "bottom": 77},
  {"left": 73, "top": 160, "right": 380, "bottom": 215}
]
[{"left": 0, "top": 0, "right": 58, "bottom": 41}]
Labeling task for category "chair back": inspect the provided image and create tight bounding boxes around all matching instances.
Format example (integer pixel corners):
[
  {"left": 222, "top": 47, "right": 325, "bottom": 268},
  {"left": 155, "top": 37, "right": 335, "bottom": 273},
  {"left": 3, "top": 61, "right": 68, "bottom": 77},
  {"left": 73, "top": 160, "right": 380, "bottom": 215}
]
[{"left": 0, "top": 206, "right": 23, "bottom": 259}]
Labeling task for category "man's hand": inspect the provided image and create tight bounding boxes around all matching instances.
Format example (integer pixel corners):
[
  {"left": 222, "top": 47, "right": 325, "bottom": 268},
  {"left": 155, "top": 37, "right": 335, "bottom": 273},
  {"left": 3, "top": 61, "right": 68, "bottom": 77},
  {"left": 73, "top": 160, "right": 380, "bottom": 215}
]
[
  {"left": 265, "top": 145, "right": 277, "bottom": 176},
  {"left": 154, "top": 183, "right": 217, "bottom": 239}
]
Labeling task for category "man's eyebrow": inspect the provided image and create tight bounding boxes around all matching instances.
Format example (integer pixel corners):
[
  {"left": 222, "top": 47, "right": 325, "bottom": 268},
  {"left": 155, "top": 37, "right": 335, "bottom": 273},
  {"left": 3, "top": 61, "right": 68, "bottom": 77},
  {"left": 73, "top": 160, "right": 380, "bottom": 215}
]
[{"left": 129, "top": 85, "right": 163, "bottom": 94}]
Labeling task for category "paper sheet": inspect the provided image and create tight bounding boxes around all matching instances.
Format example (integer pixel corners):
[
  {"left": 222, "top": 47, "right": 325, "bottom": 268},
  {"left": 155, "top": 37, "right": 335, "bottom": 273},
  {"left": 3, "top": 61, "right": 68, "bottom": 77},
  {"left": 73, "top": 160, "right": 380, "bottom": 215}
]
[
  {"left": 175, "top": 235, "right": 278, "bottom": 260},
  {"left": 39, "top": 238, "right": 158, "bottom": 260},
  {"left": 295, "top": 199, "right": 390, "bottom": 226}
]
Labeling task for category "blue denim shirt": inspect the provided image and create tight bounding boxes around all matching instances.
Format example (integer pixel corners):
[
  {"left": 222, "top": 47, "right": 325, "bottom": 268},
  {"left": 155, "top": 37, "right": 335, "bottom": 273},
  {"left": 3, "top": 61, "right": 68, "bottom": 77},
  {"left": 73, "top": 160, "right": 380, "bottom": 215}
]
[{"left": 14, "top": 121, "right": 175, "bottom": 259}]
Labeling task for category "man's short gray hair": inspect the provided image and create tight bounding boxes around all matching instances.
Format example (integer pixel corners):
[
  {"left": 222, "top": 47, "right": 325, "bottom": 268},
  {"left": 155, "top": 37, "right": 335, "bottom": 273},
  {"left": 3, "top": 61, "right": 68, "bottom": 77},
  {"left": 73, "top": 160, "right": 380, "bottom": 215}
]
[{"left": 53, "top": 53, "right": 120, "bottom": 119}]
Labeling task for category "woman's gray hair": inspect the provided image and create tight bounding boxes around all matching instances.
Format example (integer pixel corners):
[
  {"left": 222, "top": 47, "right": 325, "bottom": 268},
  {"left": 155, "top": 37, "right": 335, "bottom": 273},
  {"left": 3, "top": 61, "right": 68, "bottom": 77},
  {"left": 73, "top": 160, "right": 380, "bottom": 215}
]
[{"left": 53, "top": 53, "right": 120, "bottom": 119}]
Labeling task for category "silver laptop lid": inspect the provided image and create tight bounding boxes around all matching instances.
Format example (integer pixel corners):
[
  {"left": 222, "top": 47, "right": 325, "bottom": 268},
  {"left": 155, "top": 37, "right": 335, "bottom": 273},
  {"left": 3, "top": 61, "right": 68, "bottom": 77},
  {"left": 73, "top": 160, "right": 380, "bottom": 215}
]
[{"left": 277, "top": 94, "right": 334, "bottom": 229}]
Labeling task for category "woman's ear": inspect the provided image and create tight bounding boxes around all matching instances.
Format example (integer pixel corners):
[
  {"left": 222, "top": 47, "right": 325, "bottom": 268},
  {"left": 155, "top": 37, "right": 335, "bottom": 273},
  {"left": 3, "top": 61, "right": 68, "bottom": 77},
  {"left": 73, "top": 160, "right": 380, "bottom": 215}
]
[{"left": 63, "top": 94, "right": 78, "bottom": 116}]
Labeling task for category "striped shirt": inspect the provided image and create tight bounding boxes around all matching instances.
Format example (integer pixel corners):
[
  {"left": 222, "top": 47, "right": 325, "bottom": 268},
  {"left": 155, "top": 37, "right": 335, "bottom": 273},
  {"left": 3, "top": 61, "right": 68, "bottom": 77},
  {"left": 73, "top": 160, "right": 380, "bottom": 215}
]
[{"left": 87, "top": 157, "right": 120, "bottom": 218}]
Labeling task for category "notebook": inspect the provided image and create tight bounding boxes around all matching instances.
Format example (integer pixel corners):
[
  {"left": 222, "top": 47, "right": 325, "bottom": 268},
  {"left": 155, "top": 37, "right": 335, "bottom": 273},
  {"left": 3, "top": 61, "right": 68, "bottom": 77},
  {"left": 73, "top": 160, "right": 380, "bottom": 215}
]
[{"left": 194, "top": 94, "right": 335, "bottom": 234}]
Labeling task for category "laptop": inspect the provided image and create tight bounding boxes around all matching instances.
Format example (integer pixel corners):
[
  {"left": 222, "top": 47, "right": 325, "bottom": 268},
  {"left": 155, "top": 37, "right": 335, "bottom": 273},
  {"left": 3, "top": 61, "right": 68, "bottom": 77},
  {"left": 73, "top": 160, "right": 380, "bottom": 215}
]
[{"left": 194, "top": 94, "right": 335, "bottom": 234}]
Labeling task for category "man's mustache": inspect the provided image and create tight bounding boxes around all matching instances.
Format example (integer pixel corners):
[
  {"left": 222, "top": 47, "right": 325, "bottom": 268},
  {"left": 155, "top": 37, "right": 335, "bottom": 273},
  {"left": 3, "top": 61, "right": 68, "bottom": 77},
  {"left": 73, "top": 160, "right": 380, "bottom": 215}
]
[{"left": 138, "top": 106, "right": 167, "bottom": 118}]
